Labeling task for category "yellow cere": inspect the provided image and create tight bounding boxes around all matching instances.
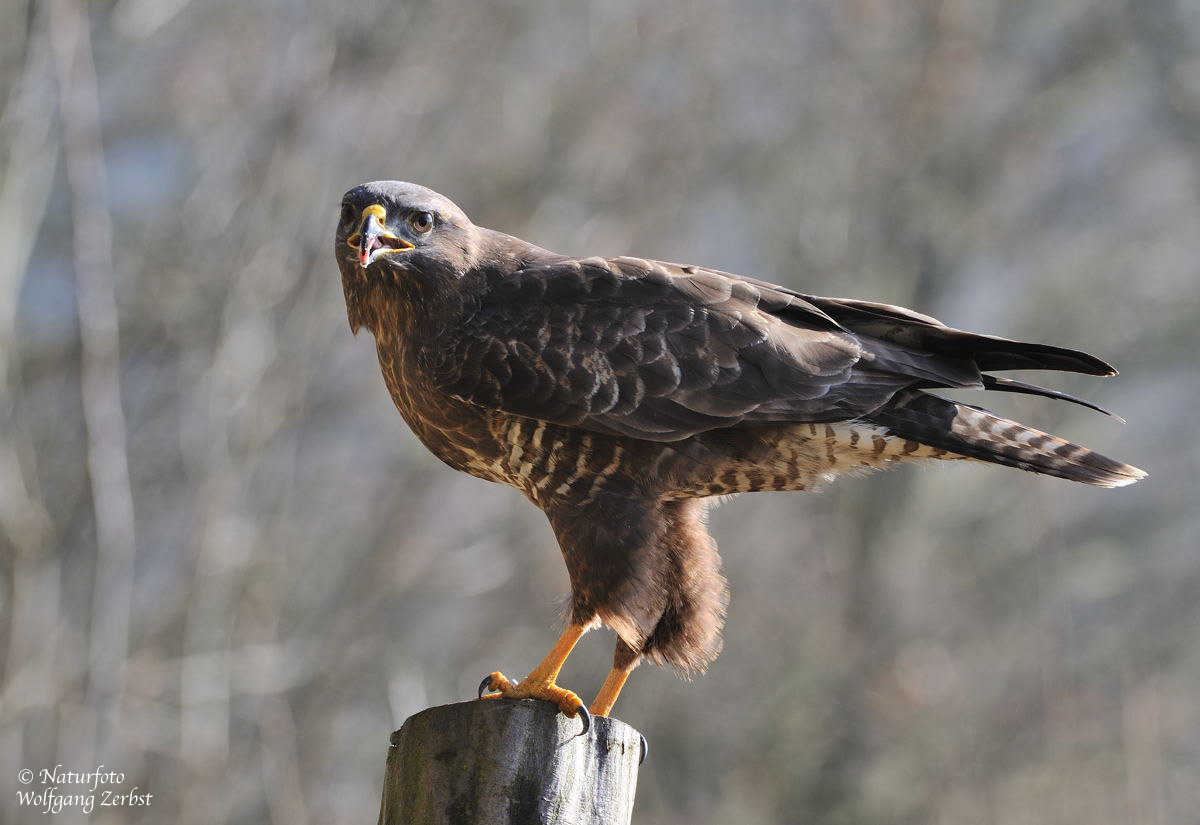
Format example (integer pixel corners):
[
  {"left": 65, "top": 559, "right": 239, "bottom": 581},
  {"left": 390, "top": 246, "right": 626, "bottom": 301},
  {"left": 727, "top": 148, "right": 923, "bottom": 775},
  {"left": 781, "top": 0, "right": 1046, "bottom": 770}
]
[{"left": 347, "top": 204, "right": 393, "bottom": 249}]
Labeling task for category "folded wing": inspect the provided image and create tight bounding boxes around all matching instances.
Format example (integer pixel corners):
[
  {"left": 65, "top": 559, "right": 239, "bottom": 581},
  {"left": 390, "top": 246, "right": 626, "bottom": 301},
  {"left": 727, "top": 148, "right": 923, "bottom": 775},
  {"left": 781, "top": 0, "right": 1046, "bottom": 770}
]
[{"left": 434, "top": 256, "right": 1115, "bottom": 442}]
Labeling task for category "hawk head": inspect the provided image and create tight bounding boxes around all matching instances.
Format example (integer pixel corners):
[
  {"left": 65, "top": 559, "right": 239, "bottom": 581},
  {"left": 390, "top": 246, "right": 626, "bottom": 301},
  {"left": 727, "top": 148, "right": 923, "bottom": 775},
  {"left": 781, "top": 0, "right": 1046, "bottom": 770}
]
[{"left": 335, "top": 181, "right": 479, "bottom": 333}]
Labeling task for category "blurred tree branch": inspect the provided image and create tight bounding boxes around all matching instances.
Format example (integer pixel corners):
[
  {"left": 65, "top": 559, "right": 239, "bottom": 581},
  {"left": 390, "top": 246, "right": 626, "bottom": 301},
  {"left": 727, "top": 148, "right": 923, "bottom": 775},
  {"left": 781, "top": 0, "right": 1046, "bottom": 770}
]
[{"left": 49, "top": 0, "right": 136, "bottom": 750}]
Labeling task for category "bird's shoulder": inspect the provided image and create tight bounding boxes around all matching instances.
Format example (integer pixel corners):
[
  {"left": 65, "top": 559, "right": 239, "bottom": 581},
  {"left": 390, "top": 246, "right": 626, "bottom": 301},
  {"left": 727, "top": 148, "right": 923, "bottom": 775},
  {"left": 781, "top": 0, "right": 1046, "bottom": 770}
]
[{"left": 467, "top": 253, "right": 846, "bottom": 332}]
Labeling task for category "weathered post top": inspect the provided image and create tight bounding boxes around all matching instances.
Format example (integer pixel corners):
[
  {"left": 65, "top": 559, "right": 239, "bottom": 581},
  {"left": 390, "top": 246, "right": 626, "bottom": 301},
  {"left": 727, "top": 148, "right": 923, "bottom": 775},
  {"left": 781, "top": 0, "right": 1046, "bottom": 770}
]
[{"left": 378, "top": 698, "right": 644, "bottom": 825}]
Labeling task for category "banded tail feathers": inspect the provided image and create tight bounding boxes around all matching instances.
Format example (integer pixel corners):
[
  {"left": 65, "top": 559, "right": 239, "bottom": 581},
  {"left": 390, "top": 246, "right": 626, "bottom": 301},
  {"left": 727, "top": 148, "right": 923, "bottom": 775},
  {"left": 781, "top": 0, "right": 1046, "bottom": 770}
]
[{"left": 867, "top": 391, "right": 1146, "bottom": 488}]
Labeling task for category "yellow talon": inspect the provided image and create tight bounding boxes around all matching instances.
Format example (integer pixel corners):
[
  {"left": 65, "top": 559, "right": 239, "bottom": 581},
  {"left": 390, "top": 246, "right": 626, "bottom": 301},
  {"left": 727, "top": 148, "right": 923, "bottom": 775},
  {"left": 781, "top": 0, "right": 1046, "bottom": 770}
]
[
  {"left": 476, "top": 624, "right": 592, "bottom": 733},
  {"left": 480, "top": 675, "right": 583, "bottom": 717},
  {"left": 478, "top": 671, "right": 513, "bottom": 698}
]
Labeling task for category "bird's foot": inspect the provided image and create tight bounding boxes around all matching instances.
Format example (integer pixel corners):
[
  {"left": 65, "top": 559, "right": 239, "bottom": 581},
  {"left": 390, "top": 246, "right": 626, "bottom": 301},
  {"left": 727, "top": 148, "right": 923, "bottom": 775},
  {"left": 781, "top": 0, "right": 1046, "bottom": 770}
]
[{"left": 478, "top": 671, "right": 590, "bottom": 735}]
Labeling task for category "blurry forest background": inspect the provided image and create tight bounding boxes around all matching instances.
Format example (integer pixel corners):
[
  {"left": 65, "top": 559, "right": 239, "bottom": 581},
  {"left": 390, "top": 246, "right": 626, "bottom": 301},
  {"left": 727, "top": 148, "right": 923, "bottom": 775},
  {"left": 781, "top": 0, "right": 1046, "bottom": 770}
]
[{"left": 2, "top": 1, "right": 1199, "bottom": 823}]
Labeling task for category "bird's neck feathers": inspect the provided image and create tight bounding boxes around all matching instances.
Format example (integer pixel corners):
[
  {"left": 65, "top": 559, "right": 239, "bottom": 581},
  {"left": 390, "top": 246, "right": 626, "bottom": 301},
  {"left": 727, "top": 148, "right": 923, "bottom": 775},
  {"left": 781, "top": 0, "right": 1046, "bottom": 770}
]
[
  {"left": 474, "top": 227, "right": 560, "bottom": 272},
  {"left": 341, "top": 227, "right": 556, "bottom": 340},
  {"left": 348, "top": 271, "right": 463, "bottom": 342}
]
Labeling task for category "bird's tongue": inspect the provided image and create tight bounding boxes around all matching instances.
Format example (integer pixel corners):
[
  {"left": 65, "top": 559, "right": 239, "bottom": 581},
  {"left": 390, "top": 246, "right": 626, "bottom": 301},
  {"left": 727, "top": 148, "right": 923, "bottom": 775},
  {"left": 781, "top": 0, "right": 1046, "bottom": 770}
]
[
  {"left": 360, "top": 235, "right": 382, "bottom": 265},
  {"left": 359, "top": 231, "right": 411, "bottom": 265}
]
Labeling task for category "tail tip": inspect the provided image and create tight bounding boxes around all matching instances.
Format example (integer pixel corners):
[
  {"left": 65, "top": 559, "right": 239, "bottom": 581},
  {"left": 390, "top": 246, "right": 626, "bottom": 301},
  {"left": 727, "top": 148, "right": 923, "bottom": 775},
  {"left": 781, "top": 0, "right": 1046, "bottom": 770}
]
[{"left": 1098, "top": 464, "right": 1147, "bottom": 488}]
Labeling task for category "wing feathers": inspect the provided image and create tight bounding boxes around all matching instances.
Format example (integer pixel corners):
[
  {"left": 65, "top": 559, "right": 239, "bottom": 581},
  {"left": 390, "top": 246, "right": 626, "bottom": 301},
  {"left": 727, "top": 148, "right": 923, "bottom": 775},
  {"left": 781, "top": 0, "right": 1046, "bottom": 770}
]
[
  {"left": 799, "top": 294, "right": 1116, "bottom": 376},
  {"left": 435, "top": 257, "right": 1123, "bottom": 441},
  {"left": 978, "top": 375, "right": 1122, "bottom": 421}
]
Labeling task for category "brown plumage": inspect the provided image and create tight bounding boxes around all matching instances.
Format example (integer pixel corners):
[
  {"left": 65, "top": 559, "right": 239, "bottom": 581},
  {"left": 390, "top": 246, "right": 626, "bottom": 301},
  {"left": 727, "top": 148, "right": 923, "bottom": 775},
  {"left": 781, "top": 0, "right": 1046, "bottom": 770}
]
[{"left": 335, "top": 181, "right": 1145, "bottom": 728}]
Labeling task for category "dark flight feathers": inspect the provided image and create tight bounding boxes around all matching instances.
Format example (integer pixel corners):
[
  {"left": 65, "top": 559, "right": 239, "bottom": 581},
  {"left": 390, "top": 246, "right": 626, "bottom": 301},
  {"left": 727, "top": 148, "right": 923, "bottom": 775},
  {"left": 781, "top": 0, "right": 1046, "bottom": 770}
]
[{"left": 434, "top": 256, "right": 1116, "bottom": 442}]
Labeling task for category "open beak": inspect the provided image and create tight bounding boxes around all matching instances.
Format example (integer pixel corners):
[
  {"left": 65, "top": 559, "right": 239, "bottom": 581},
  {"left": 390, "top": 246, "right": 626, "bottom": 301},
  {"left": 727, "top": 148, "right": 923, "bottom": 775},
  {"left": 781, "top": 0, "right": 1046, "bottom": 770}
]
[{"left": 346, "top": 205, "right": 413, "bottom": 267}]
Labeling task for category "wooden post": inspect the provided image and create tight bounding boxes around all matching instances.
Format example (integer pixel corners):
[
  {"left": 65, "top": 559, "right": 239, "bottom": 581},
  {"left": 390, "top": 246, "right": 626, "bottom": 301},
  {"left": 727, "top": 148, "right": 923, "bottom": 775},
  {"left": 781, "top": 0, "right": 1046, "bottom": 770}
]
[{"left": 377, "top": 698, "right": 644, "bottom": 825}]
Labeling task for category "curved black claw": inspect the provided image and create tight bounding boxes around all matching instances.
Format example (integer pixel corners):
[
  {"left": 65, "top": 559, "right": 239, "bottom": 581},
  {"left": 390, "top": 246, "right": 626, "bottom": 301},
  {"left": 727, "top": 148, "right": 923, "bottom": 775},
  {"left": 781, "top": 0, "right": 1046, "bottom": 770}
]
[
  {"left": 638, "top": 733, "right": 648, "bottom": 765},
  {"left": 478, "top": 675, "right": 494, "bottom": 699},
  {"left": 574, "top": 703, "right": 591, "bottom": 737}
]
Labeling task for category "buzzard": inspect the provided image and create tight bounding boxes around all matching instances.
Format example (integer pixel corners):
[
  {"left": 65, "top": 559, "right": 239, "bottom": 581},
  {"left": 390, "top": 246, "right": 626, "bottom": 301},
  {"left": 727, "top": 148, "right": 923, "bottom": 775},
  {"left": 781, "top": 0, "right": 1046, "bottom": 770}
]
[{"left": 335, "top": 181, "right": 1144, "bottom": 733}]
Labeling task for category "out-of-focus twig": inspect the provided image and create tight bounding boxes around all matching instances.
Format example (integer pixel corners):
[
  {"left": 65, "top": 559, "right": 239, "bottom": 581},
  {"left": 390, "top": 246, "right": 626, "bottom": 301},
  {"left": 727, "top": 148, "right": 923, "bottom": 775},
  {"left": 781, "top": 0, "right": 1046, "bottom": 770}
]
[
  {"left": 48, "top": 0, "right": 137, "bottom": 744},
  {"left": 0, "top": 0, "right": 58, "bottom": 710}
]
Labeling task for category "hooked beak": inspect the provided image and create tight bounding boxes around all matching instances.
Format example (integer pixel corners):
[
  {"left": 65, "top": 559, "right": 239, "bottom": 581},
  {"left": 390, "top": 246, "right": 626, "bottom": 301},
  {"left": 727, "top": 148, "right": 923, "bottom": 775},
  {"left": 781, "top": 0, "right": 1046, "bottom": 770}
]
[{"left": 346, "top": 205, "right": 414, "bottom": 267}]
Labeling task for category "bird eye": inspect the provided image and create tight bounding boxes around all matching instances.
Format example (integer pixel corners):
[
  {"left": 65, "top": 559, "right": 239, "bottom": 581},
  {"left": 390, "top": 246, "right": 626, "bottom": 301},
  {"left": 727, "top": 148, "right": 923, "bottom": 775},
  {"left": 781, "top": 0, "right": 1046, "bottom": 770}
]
[
  {"left": 340, "top": 202, "right": 356, "bottom": 228},
  {"left": 409, "top": 211, "right": 434, "bottom": 234}
]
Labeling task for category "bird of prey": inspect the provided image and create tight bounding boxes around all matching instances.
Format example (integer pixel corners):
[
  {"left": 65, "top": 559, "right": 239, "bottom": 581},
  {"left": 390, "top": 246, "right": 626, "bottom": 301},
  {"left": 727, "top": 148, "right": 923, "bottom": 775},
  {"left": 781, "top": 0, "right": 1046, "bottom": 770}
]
[{"left": 335, "top": 181, "right": 1144, "bottom": 733}]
